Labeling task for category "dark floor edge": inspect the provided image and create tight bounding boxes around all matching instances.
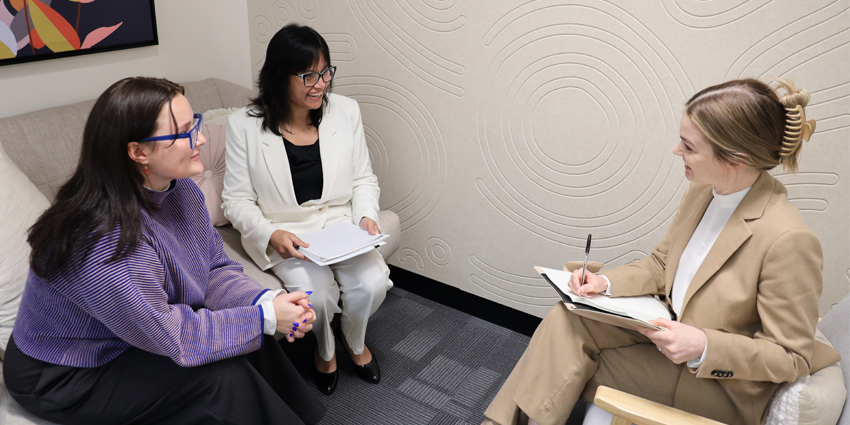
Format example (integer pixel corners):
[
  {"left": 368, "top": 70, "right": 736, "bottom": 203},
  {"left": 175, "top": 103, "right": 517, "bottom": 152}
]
[{"left": 389, "top": 265, "right": 542, "bottom": 336}]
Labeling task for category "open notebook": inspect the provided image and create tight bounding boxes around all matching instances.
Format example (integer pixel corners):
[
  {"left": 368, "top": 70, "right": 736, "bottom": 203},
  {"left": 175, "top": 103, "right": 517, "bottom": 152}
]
[
  {"left": 296, "top": 222, "right": 389, "bottom": 266},
  {"left": 535, "top": 266, "right": 671, "bottom": 331}
]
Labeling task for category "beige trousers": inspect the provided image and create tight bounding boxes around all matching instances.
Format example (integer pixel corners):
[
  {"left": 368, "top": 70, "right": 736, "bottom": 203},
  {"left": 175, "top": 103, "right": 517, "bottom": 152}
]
[
  {"left": 484, "top": 303, "right": 741, "bottom": 425},
  {"left": 271, "top": 249, "right": 392, "bottom": 361}
]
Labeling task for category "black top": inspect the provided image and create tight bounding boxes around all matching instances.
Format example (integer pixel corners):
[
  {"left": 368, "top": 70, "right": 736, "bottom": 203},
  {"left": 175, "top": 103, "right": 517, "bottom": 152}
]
[{"left": 283, "top": 137, "right": 323, "bottom": 205}]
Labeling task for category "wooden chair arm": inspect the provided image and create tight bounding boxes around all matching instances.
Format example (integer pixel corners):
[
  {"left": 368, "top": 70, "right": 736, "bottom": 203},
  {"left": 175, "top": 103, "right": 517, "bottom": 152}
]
[{"left": 593, "top": 386, "right": 726, "bottom": 425}]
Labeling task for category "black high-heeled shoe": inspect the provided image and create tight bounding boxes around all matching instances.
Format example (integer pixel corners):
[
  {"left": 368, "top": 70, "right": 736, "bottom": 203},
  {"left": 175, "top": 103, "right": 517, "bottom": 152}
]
[
  {"left": 340, "top": 332, "right": 381, "bottom": 384},
  {"left": 351, "top": 355, "right": 380, "bottom": 384},
  {"left": 312, "top": 366, "right": 338, "bottom": 395}
]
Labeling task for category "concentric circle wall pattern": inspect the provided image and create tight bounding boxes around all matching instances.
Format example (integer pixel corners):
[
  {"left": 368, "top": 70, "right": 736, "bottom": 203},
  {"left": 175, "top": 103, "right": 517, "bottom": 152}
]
[{"left": 247, "top": 0, "right": 850, "bottom": 317}]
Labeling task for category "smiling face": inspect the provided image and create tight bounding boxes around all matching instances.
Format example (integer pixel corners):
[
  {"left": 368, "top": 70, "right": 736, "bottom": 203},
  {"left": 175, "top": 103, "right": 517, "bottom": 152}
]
[
  {"left": 142, "top": 94, "right": 206, "bottom": 190},
  {"left": 673, "top": 113, "right": 738, "bottom": 192},
  {"left": 288, "top": 56, "right": 329, "bottom": 114}
]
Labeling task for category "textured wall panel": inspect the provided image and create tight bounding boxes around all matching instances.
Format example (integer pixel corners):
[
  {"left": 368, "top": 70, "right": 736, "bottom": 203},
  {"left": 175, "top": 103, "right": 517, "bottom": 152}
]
[{"left": 248, "top": 0, "right": 850, "bottom": 317}]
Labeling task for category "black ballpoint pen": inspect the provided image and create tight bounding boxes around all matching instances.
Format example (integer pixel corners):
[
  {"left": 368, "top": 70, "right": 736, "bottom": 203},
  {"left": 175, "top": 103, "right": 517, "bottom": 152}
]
[{"left": 579, "top": 234, "right": 592, "bottom": 296}]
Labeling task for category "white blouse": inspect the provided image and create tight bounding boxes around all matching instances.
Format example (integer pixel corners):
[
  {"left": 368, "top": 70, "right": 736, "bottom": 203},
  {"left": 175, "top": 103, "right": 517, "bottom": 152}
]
[{"left": 670, "top": 186, "right": 750, "bottom": 316}]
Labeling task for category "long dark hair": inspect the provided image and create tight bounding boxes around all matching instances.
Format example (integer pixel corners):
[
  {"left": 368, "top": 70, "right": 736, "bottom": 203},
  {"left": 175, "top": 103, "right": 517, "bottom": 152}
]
[
  {"left": 28, "top": 77, "right": 184, "bottom": 278},
  {"left": 248, "top": 23, "right": 332, "bottom": 135}
]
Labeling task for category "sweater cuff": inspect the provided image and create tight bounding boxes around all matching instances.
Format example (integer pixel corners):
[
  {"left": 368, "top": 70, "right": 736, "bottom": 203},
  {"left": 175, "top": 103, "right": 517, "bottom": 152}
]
[
  {"left": 257, "top": 291, "right": 285, "bottom": 336},
  {"left": 254, "top": 289, "right": 285, "bottom": 306}
]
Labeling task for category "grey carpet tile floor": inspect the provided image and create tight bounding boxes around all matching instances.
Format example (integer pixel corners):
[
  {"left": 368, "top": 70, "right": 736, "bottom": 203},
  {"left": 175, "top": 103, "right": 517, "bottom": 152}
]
[{"left": 282, "top": 286, "right": 587, "bottom": 425}]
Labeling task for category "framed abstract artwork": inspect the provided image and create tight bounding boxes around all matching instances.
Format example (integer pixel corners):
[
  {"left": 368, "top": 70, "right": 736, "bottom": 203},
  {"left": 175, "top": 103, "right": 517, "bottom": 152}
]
[{"left": 0, "top": 0, "right": 157, "bottom": 66}]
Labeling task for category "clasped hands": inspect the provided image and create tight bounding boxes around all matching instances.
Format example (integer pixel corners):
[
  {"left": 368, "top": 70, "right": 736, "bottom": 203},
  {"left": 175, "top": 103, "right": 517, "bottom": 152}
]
[
  {"left": 273, "top": 291, "right": 316, "bottom": 343},
  {"left": 567, "top": 268, "right": 707, "bottom": 365},
  {"left": 269, "top": 217, "right": 382, "bottom": 261}
]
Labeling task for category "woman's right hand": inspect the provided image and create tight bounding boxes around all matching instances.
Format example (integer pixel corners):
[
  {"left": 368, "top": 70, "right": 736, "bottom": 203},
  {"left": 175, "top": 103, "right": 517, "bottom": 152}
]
[
  {"left": 567, "top": 269, "right": 609, "bottom": 297},
  {"left": 269, "top": 230, "right": 309, "bottom": 260},
  {"left": 273, "top": 291, "right": 316, "bottom": 343}
]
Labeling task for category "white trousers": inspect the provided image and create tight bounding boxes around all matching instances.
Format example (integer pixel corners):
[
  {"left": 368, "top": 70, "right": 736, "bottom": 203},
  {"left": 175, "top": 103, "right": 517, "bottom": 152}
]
[{"left": 271, "top": 249, "right": 392, "bottom": 361}]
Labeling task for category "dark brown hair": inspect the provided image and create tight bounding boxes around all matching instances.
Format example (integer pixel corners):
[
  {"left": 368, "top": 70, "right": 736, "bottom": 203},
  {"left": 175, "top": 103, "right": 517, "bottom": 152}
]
[{"left": 28, "top": 77, "right": 184, "bottom": 278}]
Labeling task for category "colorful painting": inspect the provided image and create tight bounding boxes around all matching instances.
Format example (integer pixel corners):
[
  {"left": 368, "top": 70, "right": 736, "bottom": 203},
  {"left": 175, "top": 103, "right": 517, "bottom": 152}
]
[{"left": 0, "top": 0, "right": 156, "bottom": 66}]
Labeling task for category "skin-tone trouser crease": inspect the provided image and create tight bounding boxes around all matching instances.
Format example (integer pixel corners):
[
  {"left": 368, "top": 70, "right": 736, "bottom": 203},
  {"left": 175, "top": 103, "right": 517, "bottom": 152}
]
[
  {"left": 272, "top": 249, "right": 391, "bottom": 361},
  {"left": 484, "top": 303, "right": 740, "bottom": 425}
]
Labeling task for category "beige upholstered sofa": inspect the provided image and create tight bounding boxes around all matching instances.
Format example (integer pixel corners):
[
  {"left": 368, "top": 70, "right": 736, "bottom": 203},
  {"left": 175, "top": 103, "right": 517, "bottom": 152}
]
[{"left": 0, "top": 78, "right": 400, "bottom": 425}]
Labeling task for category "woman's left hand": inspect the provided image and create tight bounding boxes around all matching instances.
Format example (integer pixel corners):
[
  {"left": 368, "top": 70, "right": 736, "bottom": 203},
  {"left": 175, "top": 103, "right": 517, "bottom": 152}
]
[
  {"left": 360, "top": 217, "right": 381, "bottom": 235},
  {"left": 273, "top": 292, "right": 317, "bottom": 343},
  {"left": 637, "top": 318, "right": 707, "bottom": 364}
]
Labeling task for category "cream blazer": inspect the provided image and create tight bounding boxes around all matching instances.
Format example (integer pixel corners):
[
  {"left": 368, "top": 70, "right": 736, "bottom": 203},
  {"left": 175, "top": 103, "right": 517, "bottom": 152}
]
[
  {"left": 600, "top": 171, "right": 840, "bottom": 423},
  {"left": 222, "top": 94, "right": 381, "bottom": 270}
]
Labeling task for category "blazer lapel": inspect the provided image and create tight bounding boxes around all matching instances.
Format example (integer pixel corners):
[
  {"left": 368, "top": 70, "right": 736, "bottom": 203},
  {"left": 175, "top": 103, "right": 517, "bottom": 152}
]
[
  {"left": 677, "top": 171, "right": 776, "bottom": 316},
  {"left": 260, "top": 130, "right": 299, "bottom": 206},
  {"left": 318, "top": 111, "right": 340, "bottom": 200},
  {"left": 665, "top": 188, "right": 713, "bottom": 299},
  {"left": 678, "top": 211, "right": 752, "bottom": 315}
]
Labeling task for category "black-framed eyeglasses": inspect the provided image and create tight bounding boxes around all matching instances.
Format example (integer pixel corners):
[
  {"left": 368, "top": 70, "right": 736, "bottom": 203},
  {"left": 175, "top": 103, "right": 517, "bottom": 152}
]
[
  {"left": 140, "top": 114, "right": 203, "bottom": 149},
  {"left": 296, "top": 66, "right": 336, "bottom": 87}
]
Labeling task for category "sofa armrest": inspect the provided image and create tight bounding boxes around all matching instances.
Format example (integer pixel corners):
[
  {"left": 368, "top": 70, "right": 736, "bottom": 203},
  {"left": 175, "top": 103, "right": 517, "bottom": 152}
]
[{"left": 377, "top": 210, "right": 401, "bottom": 262}]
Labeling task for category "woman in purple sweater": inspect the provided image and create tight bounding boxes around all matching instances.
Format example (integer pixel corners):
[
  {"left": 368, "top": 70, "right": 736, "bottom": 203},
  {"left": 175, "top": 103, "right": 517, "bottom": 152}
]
[{"left": 3, "top": 77, "right": 326, "bottom": 425}]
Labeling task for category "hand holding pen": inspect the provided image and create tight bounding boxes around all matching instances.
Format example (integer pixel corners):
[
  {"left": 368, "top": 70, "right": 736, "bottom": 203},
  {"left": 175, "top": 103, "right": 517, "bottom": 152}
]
[
  {"left": 568, "top": 269, "right": 607, "bottom": 297},
  {"left": 567, "top": 234, "right": 607, "bottom": 296}
]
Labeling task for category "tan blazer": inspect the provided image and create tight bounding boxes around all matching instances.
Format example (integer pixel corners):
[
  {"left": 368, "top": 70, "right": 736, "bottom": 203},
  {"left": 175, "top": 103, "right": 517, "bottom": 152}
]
[
  {"left": 600, "top": 171, "right": 840, "bottom": 423},
  {"left": 222, "top": 94, "right": 380, "bottom": 270}
]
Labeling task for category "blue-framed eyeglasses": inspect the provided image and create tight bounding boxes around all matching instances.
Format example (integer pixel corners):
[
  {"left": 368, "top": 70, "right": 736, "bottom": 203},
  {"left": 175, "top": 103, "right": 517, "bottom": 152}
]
[
  {"left": 296, "top": 66, "right": 336, "bottom": 87},
  {"left": 140, "top": 114, "right": 203, "bottom": 149}
]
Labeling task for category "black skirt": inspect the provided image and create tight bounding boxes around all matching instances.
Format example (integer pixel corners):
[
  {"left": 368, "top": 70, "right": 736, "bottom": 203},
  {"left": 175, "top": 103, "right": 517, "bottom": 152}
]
[{"left": 3, "top": 334, "right": 326, "bottom": 425}]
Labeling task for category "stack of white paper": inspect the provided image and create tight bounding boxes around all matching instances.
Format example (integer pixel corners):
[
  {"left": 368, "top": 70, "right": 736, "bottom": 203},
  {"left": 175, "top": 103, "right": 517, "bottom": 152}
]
[
  {"left": 536, "top": 266, "right": 671, "bottom": 330},
  {"left": 296, "top": 221, "right": 389, "bottom": 266}
]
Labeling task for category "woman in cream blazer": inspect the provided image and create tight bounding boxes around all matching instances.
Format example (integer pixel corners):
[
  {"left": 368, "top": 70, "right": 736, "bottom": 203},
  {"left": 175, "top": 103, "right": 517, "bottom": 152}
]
[
  {"left": 223, "top": 24, "right": 391, "bottom": 396},
  {"left": 224, "top": 94, "right": 380, "bottom": 270},
  {"left": 483, "top": 79, "right": 839, "bottom": 425}
]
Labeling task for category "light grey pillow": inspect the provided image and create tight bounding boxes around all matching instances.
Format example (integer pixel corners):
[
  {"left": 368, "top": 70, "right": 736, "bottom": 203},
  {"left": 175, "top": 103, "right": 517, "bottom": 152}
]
[
  {"left": 818, "top": 295, "right": 849, "bottom": 425},
  {"left": 765, "top": 330, "right": 846, "bottom": 425},
  {"left": 0, "top": 146, "right": 50, "bottom": 356}
]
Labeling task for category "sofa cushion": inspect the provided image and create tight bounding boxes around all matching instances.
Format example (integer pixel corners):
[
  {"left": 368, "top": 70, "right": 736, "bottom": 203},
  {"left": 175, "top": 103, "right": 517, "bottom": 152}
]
[
  {"left": 0, "top": 146, "right": 50, "bottom": 357},
  {"left": 182, "top": 78, "right": 254, "bottom": 117},
  {"left": 216, "top": 225, "right": 282, "bottom": 291},
  {"left": 0, "top": 99, "right": 93, "bottom": 201},
  {"left": 191, "top": 108, "right": 240, "bottom": 227}
]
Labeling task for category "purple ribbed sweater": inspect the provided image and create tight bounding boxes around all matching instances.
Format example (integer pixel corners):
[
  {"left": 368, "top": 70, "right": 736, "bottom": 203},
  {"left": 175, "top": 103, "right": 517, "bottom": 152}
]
[{"left": 13, "top": 179, "right": 268, "bottom": 367}]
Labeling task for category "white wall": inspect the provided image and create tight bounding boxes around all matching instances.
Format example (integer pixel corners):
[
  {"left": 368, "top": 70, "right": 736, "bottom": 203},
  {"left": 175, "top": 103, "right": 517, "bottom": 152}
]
[
  {"left": 247, "top": 0, "right": 850, "bottom": 317},
  {"left": 0, "top": 0, "right": 253, "bottom": 118}
]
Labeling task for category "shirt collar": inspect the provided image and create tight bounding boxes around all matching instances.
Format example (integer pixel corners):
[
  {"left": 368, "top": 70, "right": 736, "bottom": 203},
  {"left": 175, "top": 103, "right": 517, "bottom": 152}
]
[{"left": 711, "top": 185, "right": 751, "bottom": 208}]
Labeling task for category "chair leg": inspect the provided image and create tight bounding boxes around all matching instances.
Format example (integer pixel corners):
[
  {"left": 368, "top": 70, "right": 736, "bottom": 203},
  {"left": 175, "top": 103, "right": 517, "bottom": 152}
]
[{"left": 611, "top": 416, "right": 632, "bottom": 425}]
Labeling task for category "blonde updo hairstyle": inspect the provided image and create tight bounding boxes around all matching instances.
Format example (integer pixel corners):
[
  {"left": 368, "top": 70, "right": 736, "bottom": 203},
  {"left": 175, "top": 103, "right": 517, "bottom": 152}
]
[{"left": 684, "top": 78, "right": 815, "bottom": 173}]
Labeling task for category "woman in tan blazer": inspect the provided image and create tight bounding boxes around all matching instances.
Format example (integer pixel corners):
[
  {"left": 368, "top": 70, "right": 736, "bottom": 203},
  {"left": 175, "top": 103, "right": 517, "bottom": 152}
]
[
  {"left": 222, "top": 24, "right": 391, "bottom": 396},
  {"left": 483, "top": 79, "right": 840, "bottom": 425}
]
